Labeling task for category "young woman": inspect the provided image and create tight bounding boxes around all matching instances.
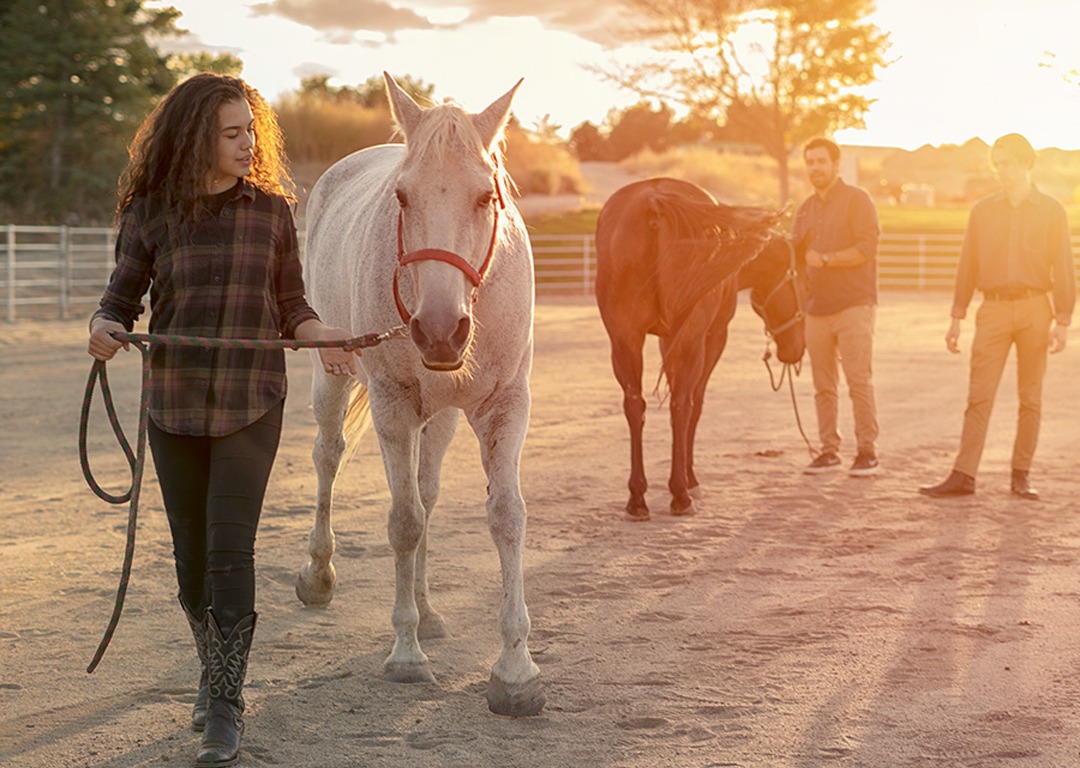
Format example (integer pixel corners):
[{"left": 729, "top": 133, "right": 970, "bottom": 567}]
[{"left": 87, "top": 73, "right": 358, "bottom": 767}]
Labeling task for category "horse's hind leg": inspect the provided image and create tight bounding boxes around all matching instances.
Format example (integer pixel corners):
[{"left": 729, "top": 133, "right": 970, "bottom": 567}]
[
  {"left": 296, "top": 369, "right": 353, "bottom": 606},
  {"left": 414, "top": 408, "right": 460, "bottom": 640},
  {"left": 467, "top": 383, "right": 545, "bottom": 716},
  {"left": 661, "top": 336, "right": 706, "bottom": 516},
  {"left": 608, "top": 332, "right": 649, "bottom": 520}
]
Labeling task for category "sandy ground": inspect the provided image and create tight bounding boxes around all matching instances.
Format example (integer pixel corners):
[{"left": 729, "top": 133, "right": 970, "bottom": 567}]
[{"left": 4, "top": 293, "right": 1080, "bottom": 768}]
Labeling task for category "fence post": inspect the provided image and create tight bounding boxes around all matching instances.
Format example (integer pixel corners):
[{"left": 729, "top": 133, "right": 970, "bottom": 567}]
[
  {"left": 5, "top": 225, "right": 14, "bottom": 322},
  {"left": 106, "top": 227, "right": 116, "bottom": 283},
  {"left": 917, "top": 234, "right": 926, "bottom": 290},
  {"left": 59, "top": 225, "right": 70, "bottom": 320},
  {"left": 582, "top": 235, "right": 592, "bottom": 295}
]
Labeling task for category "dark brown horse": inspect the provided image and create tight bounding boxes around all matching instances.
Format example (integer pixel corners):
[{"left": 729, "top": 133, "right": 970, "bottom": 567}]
[{"left": 595, "top": 177, "right": 806, "bottom": 520}]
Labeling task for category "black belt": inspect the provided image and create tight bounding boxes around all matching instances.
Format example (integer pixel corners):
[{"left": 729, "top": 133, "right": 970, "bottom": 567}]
[{"left": 983, "top": 287, "right": 1046, "bottom": 301}]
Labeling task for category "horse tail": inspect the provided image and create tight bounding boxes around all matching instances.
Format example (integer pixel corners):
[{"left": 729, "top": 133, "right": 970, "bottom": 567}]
[{"left": 341, "top": 382, "right": 373, "bottom": 465}]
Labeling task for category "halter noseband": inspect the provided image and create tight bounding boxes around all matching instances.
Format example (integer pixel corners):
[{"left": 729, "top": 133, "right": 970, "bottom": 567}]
[{"left": 392, "top": 165, "right": 506, "bottom": 324}]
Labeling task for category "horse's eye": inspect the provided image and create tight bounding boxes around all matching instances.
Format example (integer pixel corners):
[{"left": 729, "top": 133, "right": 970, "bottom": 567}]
[
  {"left": 395, "top": 190, "right": 408, "bottom": 208},
  {"left": 477, "top": 193, "right": 494, "bottom": 209}
]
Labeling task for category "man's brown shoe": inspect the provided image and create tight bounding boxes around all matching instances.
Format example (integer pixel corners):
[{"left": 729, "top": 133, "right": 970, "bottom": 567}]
[
  {"left": 1011, "top": 470, "right": 1039, "bottom": 500},
  {"left": 919, "top": 470, "right": 975, "bottom": 498}
]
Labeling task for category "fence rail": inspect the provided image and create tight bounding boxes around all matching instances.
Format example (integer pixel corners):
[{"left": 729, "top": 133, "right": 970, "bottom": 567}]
[{"left": 4, "top": 225, "right": 1079, "bottom": 321}]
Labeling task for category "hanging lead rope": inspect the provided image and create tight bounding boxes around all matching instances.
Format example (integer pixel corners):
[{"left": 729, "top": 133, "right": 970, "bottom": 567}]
[
  {"left": 761, "top": 342, "right": 816, "bottom": 459},
  {"left": 78, "top": 326, "right": 406, "bottom": 673}
]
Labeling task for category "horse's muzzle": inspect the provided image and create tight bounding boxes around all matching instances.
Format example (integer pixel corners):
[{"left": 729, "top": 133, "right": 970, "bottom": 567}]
[{"left": 410, "top": 313, "right": 472, "bottom": 371}]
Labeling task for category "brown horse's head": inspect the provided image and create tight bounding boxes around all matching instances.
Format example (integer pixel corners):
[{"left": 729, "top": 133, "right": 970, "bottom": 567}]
[{"left": 739, "top": 233, "right": 807, "bottom": 364}]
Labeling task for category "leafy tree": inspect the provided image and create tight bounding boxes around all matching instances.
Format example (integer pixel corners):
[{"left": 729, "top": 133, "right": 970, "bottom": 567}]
[
  {"left": 0, "top": 0, "right": 183, "bottom": 223},
  {"left": 606, "top": 101, "right": 675, "bottom": 161},
  {"left": 168, "top": 51, "right": 244, "bottom": 81},
  {"left": 603, "top": 0, "right": 890, "bottom": 201},
  {"left": 277, "top": 73, "right": 437, "bottom": 167},
  {"left": 296, "top": 73, "right": 436, "bottom": 109},
  {"left": 568, "top": 121, "right": 610, "bottom": 161}
]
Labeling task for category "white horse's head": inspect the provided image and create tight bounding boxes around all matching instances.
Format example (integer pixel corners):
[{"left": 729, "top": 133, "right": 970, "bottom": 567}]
[{"left": 385, "top": 72, "right": 521, "bottom": 372}]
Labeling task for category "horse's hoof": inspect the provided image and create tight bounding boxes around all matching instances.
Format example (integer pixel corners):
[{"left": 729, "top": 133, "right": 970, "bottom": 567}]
[
  {"left": 485, "top": 672, "right": 545, "bottom": 716},
  {"left": 670, "top": 498, "right": 696, "bottom": 516},
  {"left": 418, "top": 612, "right": 450, "bottom": 640},
  {"left": 295, "top": 563, "right": 335, "bottom": 607},
  {"left": 625, "top": 500, "right": 650, "bottom": 521},
  {"left": 383, "top": 660, "right": 436, "bottom": 684},
  {"left": 688, "top": 485, "right": 704, "bottom": 500}
]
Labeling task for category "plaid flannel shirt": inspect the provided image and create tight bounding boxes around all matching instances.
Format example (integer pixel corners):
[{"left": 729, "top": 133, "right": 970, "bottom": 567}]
[{"left": 92, "top": 182, "right": 319, "bottom": 436}]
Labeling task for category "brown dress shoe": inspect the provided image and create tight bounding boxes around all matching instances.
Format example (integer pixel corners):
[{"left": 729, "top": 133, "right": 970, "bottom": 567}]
[
  {"left": 1011, "top": 470, "right": 1039, "bottom": 500},
  {"left": 919, "top": 470, "right": 975, "bottom": 498}
]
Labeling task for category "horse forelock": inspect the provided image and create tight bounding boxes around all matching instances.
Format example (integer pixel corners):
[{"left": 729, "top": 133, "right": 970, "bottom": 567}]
[{"left": 398, "top": 104, "right": 499, "bottom": 174}]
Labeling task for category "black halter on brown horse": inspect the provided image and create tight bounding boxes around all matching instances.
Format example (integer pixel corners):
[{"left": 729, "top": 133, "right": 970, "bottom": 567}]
[{"left": 595, "top": 177, "right": 806, "bottom": 520}]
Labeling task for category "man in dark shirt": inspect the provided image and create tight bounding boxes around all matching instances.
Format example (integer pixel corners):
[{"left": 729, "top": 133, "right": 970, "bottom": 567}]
[
  {"left": 793, "top": 138, "right": 882, "bottom": 477},
  {"left": 920, "top": 133, "right": 1074, "bottom": 500}
]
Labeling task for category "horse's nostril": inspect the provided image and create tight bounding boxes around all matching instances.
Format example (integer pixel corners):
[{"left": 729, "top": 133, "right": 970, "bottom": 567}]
[
  {"left": 451, "top": 316, "right": 471, "bottom": 348},
  {"left": 409, "top": 317, "right": 428, "bottom": 348}
]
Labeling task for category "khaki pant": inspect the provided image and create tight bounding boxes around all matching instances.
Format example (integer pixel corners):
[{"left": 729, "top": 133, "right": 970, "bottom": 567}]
[
  {"left": 806, "top": 304, "right": 879, "bottom": 457},
  {"left": 954, "top": 294, "right": 1052, "bottom": 477}
]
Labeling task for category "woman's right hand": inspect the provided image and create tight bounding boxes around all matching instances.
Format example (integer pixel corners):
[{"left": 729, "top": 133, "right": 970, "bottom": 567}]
[{"left": 88, "top": 319, "right": 129, "bottom": 361}]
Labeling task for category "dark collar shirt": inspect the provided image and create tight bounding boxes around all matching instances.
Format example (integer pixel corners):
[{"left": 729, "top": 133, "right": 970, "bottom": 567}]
[
  {"left": 951, "top": 186, "right": 1075, "bottom": 325},
  {"left": 92, "top": 181, "right": 319, "bottom": 436},
  {"left": 792, "top": 178, "right": 880, "bottom": 316}
]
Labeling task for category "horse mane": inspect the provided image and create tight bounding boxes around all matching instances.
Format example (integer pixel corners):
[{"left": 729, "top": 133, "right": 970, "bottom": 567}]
[
  {"left": 395, "top": 102, "right": 516, "bottom": 197},
  {"left": 652, "top": 192, "right": 780, "bottom": 344}
]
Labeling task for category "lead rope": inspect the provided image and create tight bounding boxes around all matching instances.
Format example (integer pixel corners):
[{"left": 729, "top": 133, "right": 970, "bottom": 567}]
[
  {"left": 762, "top": 342, "right": 816, "bottom": 459},
  {"left": 79, "top": 326, "right": 406, "bottom": 673}
]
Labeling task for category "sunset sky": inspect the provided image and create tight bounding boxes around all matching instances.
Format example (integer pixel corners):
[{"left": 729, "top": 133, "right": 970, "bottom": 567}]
[{"left": 154, "top": 0, "right": 1080, "bottom": 150}]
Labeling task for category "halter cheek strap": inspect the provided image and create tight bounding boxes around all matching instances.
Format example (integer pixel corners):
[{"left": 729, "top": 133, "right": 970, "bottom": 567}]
[
  {"left": 392, "top": 168, "right": 505, "bottom": 324},
  {"left": 751, "top": 237, "right": 805, "bottom": 339}
]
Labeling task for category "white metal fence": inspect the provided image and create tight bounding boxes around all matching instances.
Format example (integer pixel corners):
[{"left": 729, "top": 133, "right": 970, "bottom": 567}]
[{"left": 3, "top": 224, "right": 1079, "bottom": 321}]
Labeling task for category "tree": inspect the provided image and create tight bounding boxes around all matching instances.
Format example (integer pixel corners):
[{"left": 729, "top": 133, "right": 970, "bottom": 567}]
[
  {"left": 0, "top": 0, "right": 181, "bottom": 223},
  {"left": 606, "top": 101, "right": 675, "bottom": 160},
  {"left": 568, "top": 121, "right": 610, "bottom": 161},
  {"left": 168, "top": 51, "right": 244, "bottom": 81},
  {"left": 602, "top": 0, "right": 890, "bottom": 202},
  {"left": 277, "top": 74, "right": 438, "bottom": 168},
  {"left": 295, "top": 73, "right": 436, "bottom": 109}
]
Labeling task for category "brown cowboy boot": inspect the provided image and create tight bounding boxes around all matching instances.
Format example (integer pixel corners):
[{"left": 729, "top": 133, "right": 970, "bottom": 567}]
[
  {"left": 195, "top": 609, "right": 256, "bottom": 768},
  {"left": 178, "top": 596, "right": 210, "bottom": 732},
  {"left": 918, "top": 470, "right": 975, "bottom": 498}
]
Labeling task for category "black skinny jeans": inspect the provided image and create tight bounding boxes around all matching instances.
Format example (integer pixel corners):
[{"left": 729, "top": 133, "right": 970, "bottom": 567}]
[{"left": 148, "top": 402, "right": 283, "bottom": 637}]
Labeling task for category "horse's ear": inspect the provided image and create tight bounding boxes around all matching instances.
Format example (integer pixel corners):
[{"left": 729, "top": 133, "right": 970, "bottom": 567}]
[
  {"left": 384, "top": 71, "right": 424, "bottom": 139},
  {"left": 472, "top": 79, "right": 523, "bottom": 151}
]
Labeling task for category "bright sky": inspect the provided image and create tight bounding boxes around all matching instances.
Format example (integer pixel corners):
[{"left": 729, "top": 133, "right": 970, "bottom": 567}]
[{"left": 154, "top": 0, "right": 1080, "bottom": 150}]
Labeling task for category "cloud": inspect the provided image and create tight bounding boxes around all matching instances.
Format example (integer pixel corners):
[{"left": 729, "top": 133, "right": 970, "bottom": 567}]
[
  {"left": 250, "top": 0, "right": 437, "bottom": 36},
  {"left": 250, "top": 0, "right": 623, "bottom": 44},
  {"left": 465, "top": 0, "right": 618, "bottom": 36}
]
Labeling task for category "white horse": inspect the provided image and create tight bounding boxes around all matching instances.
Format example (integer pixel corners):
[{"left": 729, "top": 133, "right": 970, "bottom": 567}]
[{"left": 297, "top": 73, "right": 543, "bottom": 716}]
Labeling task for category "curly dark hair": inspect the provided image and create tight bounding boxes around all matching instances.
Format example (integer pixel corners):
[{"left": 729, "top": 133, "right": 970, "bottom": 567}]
[{"left": 117, "top": 73, "right": 295, "bottom": 222}]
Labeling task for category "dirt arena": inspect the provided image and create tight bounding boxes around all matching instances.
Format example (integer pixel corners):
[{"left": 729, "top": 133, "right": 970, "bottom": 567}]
[{"left": 3, "top": 293, "right": 1080, "bottom": 768}]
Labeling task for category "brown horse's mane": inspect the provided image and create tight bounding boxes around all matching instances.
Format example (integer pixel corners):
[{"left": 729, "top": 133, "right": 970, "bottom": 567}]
[{"left": 651, "top": 191, "right": 780, "bottom": 345}]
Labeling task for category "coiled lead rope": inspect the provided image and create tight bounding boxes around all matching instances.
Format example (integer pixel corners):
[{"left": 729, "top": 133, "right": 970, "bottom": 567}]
[{"left": 79, "top": 326, "right": 406, "bottom": 673}]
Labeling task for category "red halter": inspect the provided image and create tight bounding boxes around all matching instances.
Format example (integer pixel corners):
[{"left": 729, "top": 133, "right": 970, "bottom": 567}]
[{"left": 392, "top": 168, "right": 506, "bottom": 324}]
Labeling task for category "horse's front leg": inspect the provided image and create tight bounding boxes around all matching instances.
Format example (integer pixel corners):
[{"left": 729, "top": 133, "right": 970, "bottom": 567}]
[
  {"left": 414, "top": 408, "right": 460, "bottom": 640},
  {"left": 297, "top": 370, "right": 354, "bottom": 606},
  {"left": 374, "top": 397, "right": 433, "bottom": 683},
  {"left": 467, "top": 383, "right": 545, "bottom": 716},
  {"left": 685, "top": 325, "right": 730, "bottom": 500}
]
